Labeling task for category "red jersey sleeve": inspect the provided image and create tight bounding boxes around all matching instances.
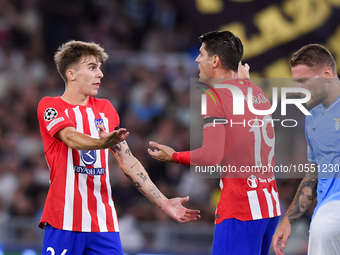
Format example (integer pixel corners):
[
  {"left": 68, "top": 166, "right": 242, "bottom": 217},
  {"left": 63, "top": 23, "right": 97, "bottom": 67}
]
[
  {"left": 37, "top": 97, "right": 74, "bottom": 138},
  {"left": 103, "top": 99, "right": 120, "bottom": 132},
  {"left": 173, "top": 89, "right": 226, "bottom": 166},
  {"left": 172, "top": 151, "right": 190, "bottom": 165}
]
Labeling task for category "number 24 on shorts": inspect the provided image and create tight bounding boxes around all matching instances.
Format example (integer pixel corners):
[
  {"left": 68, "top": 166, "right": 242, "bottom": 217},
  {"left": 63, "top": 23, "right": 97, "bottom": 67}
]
[{"left": 46, "top": 247, "right": 67, "bottom": 255}]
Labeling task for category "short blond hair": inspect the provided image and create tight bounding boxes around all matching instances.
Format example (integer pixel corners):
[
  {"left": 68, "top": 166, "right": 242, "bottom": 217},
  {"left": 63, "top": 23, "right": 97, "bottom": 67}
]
[{"left": 54, "top": 40, "right": 108, "bottom": 82}]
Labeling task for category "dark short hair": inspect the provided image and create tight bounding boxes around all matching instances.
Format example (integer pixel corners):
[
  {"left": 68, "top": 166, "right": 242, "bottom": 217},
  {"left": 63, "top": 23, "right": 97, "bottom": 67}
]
[
  {"left": 198, "top": 31, "right": 243, "bottom": 72},
  {"left": 54, "top": 40, "right": 108, "bottom": 82},
  {"left": 290, "top": 44, "right": 336, "bottom": 74}
]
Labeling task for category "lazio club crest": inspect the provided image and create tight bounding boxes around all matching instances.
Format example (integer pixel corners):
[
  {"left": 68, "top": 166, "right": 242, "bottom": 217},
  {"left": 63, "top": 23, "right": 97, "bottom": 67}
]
[{"left": 332, "top": 118, "right": 340, "bottom": 130}]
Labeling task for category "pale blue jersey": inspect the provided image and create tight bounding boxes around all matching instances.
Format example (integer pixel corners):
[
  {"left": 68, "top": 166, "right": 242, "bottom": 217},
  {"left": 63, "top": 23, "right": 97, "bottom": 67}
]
[{"left": 305, "top": 96, "right": 340, "bottom": 218}]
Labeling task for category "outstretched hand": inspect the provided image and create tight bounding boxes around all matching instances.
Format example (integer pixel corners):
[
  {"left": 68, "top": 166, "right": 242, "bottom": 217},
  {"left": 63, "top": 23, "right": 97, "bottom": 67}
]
[
  {"left": 148, "top": 141, "right": 175, "bottom": 162},
  {"left": 272, "top": 217, "right": 292, "bottom": 255},
  {"left": 98, "top": 125, "right": 129, "bottom": 148},
  {"left": 161, "top": 196, "right": 200, "bottom": 223}
]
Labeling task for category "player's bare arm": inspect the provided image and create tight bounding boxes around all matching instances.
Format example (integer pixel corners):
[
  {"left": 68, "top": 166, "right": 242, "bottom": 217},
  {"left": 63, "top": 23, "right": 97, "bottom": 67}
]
[
  {"left": 286, "top": 170, "right": 317, "bottom": 224},
  {"left": 147, "top": 141, "right": 175, "bottom": 162},
  {"left": 110, "top": 141, "right": 200, "bottom": 223},
  {"left": 273, "top": 167, "right": 318, "bottom": 255},
  {"left": 56, "top": 125, "right": 129, "bottom": 150}
]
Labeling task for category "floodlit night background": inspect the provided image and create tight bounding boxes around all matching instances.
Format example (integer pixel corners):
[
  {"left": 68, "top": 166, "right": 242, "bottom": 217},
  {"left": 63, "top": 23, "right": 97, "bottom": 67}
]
[{"left": 0, "top": 0, "right": 339, "bottom": 254}]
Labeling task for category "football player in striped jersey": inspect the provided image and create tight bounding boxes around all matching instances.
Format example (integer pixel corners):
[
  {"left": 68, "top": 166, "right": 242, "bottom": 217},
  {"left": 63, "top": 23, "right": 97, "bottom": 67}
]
[
  {"left": 37, "top": 40, "right": 200, "bottom": 255},
  {"left": 148, "top": 31, "right": 280, "bottom": 255}
]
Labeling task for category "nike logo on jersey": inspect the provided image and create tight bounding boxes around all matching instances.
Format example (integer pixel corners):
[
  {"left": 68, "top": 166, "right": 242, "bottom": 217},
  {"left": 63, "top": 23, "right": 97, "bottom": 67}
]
[{"left": 312, "top": 126, "right": 318, "bottom": 132}]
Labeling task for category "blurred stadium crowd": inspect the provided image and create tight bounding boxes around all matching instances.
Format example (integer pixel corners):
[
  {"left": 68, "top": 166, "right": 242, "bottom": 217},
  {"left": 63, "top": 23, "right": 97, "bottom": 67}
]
[{"left": 0, "top": 0, "right": 315, "bottom": 253}]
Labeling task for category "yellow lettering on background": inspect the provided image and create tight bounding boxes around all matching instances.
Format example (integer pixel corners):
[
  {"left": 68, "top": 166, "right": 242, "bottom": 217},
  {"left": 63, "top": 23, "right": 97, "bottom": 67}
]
[
  {"left": 196, "top": 0, "right": 224, "bottom": 14},
  {"left": 255, "top": 6, "right": 293, "bottom": 46},
  {"left": 220, "top": 0, "right": 331, "bottom": 59},
  {"left": 328, "top": 0, "right": 340, "bottom": 6},
  {"left": 264, "top": 58, "right": 291, "bottom": 78},
  {"left": 326, "top": 25, "right": 340, "bottom": 74},
  {"left": 283, "top": 0, "right": 329, "bottom": 33}
]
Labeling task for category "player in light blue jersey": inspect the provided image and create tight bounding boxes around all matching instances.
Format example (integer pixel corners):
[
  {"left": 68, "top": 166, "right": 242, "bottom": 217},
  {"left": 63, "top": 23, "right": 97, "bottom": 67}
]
[{"left": 273, "top": 44, "right": 340, "bottom": 255}]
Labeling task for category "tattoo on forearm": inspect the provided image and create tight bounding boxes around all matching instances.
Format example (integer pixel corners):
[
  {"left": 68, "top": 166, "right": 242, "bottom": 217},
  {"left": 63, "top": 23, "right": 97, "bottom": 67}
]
[
  {"left": 125, "top": 174, "right": 142, "bottom": 190},
  {"left": 149, "top": 185, "right": 162, "bottom": 199},
  {"left": 131, "top": 162, "right": 138, "bottom": 169},
  {"left": 111, "top": 144, "right": 122, "bottom": 160},
  {"left": 124, "top": 170, "right": 162, "bottom": 202},
  {"left": 286, "top": 177, "right": 317, "bottom": 224},
  {"left": 111, "top": 144, "right": 121, "bottom": 153},
  {"left": 125, "top": 149, "right": 131, "bottom": 156},
  {"left": 288, "top": 210, "right": 299, "bottom": 224},
  {"left": 137, "top": 172, "right": 148, "bottom": 182}
]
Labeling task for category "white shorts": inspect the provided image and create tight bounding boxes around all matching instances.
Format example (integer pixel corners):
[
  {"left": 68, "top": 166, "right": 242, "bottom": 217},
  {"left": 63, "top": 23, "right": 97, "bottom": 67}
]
[{"left": 308, "top": 200, "right": 340, "bottom": 255}]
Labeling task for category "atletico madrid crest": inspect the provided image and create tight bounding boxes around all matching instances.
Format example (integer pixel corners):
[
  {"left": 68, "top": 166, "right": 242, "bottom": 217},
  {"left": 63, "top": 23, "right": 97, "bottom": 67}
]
[{"left": 94, "top": 118, "right": 104, "bottom": 131}]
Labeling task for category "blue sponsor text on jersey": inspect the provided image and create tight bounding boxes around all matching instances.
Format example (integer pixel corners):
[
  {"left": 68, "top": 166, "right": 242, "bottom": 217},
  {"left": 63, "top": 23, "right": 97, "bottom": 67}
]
[{"left": 74, "top": 165, "right": 105, "bottom": 175}]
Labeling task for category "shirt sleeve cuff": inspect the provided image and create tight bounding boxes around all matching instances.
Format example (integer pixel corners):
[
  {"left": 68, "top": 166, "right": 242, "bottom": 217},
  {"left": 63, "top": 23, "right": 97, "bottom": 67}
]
[{"left": 172, "top": 152, "right": 179, "bottom": 163}]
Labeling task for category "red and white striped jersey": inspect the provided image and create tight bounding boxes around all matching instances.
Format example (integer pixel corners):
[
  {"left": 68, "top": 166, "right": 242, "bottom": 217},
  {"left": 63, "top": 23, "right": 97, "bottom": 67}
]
[
  {"left": 37, "top": 96, "right": 120, "bottom": 232},
  {"left": 189, "top": 79, "right": 281, "bottom": 223}
]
